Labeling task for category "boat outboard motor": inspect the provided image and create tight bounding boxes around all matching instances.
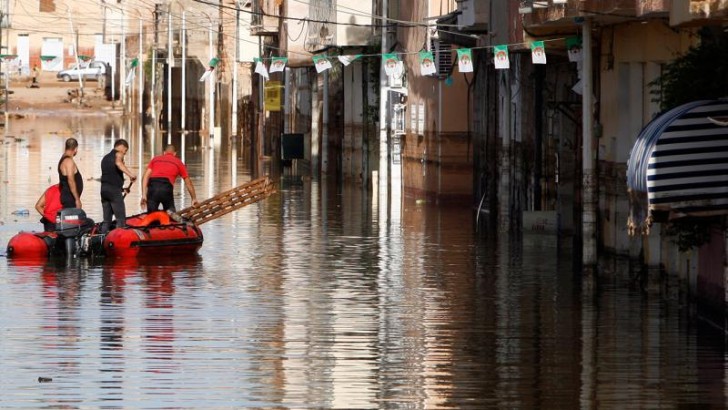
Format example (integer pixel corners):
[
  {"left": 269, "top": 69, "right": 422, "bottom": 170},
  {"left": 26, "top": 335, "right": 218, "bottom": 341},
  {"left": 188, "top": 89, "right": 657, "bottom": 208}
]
[{"left": 55, "top": 208, "right": 91, "bottom": 257}]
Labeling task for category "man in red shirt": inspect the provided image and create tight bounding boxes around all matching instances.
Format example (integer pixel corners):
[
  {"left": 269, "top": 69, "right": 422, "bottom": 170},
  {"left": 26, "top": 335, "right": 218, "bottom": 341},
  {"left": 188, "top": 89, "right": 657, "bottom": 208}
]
[
  {"left": 35, "top": 184, "right": 62, "bottom": 231},
  {"left": 140, "top": 144, "right": 199, "bottom": 213}
]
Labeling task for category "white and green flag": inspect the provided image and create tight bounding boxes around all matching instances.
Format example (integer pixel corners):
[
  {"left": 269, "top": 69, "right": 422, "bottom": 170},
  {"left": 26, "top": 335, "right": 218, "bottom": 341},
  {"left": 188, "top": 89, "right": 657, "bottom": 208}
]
[
  {"left": 531, "top": 41, "right": 546, "bottom": 64},
  {"left": 493, "top": 45, "right": 509, "bottom": 70},
  {"left": 270, "top": 57, "right": 287, "bottom": 73},
  {"left": 125, "top": 58, "right": 138, "bottom": 85},
  {"left": 338, "top": 54, "right": 361, "bottom": 66},
  {"left": 419, "top": 51, "right": 436, "bottom": 76},
  {"left": 457, "top": 48, "right": 474, "bottom": 72},
  {"left": 313, "top": 55, "right": 332, "bottom": 73},
  {"left": 566, "top": 37, "right": 582, "bottom": 62},
  {"left": 254, "top": 58, "right": 269, "bottom": 80},
  {"left": 382, "top": 53, "right": 400, "bottom": 76}
]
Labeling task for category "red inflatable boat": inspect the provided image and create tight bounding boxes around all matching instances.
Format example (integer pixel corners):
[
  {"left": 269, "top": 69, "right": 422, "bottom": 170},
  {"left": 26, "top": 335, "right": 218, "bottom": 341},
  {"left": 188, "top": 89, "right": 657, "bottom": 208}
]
[
  {"left": 104, "top": 211, "right": 203, "bottom": 258},
  {"left": 6, "top": 210, "right": 203, "bottom": 260},
  {"left": 6, "top": 231, "right": 58, "bottom": 260}
]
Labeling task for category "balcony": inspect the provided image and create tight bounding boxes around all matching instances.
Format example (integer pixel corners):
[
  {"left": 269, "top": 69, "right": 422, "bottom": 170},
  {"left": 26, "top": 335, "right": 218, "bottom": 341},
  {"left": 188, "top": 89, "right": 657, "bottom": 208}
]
[
  {"left": 250, "top": 0, "right": 280, "bottom": 36},
  {"left": 671, "top": 0, "right": 728, "bottom": 26},
  {"left": 522, "top": 0, "right": 646, "bottom": 35}
]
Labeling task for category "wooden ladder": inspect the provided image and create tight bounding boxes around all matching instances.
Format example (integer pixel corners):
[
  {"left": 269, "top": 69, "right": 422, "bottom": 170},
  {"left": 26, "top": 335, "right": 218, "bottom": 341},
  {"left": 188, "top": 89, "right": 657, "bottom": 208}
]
[{"left": 178, "top": 176, "right": 276, "bottom": 225}]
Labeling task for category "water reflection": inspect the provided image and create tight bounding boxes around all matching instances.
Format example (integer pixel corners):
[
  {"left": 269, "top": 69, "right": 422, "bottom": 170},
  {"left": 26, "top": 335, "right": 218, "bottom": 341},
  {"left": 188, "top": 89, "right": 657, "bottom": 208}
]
[{"left": 1, "top": 115, "right": 728, "bottom": 408}]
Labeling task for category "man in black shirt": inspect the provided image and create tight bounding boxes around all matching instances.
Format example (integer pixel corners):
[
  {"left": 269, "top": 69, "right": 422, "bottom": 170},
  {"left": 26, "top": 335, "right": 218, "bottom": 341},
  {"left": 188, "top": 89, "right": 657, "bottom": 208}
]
[{"left": 100, "top": 139, "right": 137, "bottom": 233}]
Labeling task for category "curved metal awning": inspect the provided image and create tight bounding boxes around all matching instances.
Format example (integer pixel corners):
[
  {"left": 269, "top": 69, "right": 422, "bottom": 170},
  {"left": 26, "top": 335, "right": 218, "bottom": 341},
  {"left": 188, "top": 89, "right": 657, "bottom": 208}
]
[{"left": 627, "top": 99, "right": 728, "bottom": 218}]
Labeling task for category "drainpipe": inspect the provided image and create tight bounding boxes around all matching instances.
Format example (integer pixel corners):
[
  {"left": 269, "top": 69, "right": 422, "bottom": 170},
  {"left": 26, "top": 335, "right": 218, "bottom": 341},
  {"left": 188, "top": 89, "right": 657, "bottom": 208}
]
[{"left": 582, "top": 18, "right": 597, "bottom": 270}]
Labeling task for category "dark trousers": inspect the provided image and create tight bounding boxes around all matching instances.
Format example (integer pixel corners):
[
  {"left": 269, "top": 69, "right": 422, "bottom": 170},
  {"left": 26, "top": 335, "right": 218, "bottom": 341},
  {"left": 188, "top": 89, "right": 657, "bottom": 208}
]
[
  {"left": 100, "top": 184, "right": 126, "bottom": 233},
  {"left": 147, "top": 178, "right": 175, "bottom": 213},
  {"left": 40, "top": 217, "right": 55, "bottom": 232}
]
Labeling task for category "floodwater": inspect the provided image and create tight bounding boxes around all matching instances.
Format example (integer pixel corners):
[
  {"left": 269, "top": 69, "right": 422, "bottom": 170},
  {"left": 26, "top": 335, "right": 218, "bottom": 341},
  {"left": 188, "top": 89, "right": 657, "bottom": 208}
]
[{"left": 1, "top": 114, "right": 727, "bottom": 409}]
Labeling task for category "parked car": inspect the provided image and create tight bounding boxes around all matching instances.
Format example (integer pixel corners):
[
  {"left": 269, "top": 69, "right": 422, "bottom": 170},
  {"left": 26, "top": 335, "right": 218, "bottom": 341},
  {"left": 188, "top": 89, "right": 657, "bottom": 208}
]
[{"left": 56, "top": 61, "right": 107, "bottom": 82}]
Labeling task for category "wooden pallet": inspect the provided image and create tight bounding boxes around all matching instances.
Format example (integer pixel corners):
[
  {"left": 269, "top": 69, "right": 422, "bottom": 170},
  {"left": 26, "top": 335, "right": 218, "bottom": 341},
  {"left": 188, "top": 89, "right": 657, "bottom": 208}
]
[{"left": 178, "top": 176, "right": 276, "bottom": 225}]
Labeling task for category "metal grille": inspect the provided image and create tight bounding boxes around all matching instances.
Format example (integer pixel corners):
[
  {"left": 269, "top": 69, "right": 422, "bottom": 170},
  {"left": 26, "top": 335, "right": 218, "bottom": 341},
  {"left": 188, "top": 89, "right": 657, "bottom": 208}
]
[{"left": 431, "top": 39, "right": 452, "bottom": 77}]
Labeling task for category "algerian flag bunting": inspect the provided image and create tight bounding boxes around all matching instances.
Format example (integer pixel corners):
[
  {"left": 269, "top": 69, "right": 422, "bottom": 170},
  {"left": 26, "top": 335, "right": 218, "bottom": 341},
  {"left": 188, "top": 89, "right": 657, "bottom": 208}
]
[
  {"left": 254, "top": 58, "right": 269, "bottom": 80},
  {"left": 382, "top": 53, "right": 400, "bottom": 76},
  {"left": 531, "top": 41, "right": 546, "bottom": 64},
  {"left": 125, "top": 58, "right": 138, "bottom": 85},
  {"left": 338, "top": 54, "right": 361, "bottom": 66},
  {"left": 493, "top": 45, "right": 509, "bottom": 70},
  {"left": 198, "top": 57, "right": 220, "bottom": 82},
  {"left": 419, "top": 51, "right": 436, "bottom": 76},
  {"left": 312, "top": 55, "right": 332, "bottom": 73},
  {"left": 566, "top": 37, "right": 582, "bottom": 62},
  {"left": 270, "top": 57, "right": 287, "bottom": 73},
  {"left": 457, "top": 48, "right": 474, "bottom": 72}
]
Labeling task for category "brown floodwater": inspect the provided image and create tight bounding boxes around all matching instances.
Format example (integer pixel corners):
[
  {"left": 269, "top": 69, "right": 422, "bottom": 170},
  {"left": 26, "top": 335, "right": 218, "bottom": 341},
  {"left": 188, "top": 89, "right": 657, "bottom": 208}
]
[{"left": 0, "top": 114, "right": 726, "bottom": 408}]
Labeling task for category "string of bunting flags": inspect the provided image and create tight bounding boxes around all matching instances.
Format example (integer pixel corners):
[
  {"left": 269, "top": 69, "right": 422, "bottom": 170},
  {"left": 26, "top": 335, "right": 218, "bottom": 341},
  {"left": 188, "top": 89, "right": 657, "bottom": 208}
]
[
  {"left": 120, "top": 37, "right": 577, "bottom": 86},
  {"left": 251, "top": 37, "right": 576, "bottom": 79}
]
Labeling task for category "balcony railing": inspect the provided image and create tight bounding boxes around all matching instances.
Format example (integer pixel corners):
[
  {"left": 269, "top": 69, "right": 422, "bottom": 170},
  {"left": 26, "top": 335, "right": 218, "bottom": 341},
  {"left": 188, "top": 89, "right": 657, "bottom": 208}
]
[{"left": 250, "top": 0, "right": 279, "bottom": 36}]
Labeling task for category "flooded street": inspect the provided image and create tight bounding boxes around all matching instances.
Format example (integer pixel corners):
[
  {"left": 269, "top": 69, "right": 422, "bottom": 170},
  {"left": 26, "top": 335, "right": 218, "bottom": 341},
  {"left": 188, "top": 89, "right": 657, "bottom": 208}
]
[{"left": 1, "top": 115, "right": 727, "bottom": 408}]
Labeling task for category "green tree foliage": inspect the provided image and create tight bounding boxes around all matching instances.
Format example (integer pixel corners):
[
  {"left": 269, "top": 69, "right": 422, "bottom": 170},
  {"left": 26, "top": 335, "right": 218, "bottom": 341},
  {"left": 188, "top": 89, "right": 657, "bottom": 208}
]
[
  {"left": 652, "top": 28, "right": 728, "bottom": 111},
  {"left": 651, "top": 29, "right": 728, "bottom": 250}
]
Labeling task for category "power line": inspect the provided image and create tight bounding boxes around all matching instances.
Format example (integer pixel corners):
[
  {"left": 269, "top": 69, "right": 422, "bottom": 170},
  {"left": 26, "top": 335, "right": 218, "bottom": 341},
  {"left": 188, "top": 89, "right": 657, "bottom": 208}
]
[{"left": 190, "top": 0, "right": 397, "bottom": 28}]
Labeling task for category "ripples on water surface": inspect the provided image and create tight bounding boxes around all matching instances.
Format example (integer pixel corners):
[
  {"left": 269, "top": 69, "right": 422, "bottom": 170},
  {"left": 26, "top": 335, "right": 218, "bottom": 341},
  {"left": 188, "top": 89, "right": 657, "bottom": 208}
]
[{"left": 0, "top": 117, "right": 727, "bottom": 408}]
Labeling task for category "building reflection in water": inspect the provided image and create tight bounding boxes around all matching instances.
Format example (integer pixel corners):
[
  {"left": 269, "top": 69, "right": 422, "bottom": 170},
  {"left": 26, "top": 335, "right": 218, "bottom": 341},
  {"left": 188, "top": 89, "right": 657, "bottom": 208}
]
[{"left": 1, "top": 114, "right": 728, "bottom": 407}]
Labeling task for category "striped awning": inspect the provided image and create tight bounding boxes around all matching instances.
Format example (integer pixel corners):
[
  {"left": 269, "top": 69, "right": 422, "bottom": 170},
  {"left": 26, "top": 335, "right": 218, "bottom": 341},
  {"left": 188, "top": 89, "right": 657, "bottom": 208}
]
[{"left": 627, "top": 99, "right": 728, "bottom": 218}]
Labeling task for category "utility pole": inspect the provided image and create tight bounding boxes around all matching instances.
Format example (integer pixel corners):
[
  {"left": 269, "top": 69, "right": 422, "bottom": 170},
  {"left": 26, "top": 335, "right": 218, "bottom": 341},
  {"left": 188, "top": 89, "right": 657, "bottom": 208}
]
[
  {"left": 378, "top": 0, "right": 389, "bottom": 207},
  {"left": 120, "top": 9, "right": 126, "bottom": 115},
  {"left": 68, "top": 8, "right": 84, "bottom": 103},
  {"left": 167, "top": 4, "right": 172, "bottom": 144},
  {"left": 138, "top": 17, "right": 144, "bottom": 181},
  {"left": 232, "top": 1, "right": 239, "bottom": 145},
  {"left": 181, "top": 10, "right": 186, "bottom": 163},
  {"left": 582, "top": 18, "right": 597, "bottom": 272},
  {"left": 1, "top": 10, "right": 6, "bottom": 128},
  {"left": 151, "top": 4, "right": 159, "bottom": 153},
  {"left": 208, "top": 16, "right": 214, "bottom": 146}
]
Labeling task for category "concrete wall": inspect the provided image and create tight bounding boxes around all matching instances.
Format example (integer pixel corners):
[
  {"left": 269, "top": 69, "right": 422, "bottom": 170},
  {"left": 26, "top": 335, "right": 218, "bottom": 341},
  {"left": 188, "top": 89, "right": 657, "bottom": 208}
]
[
  {"left": 6, "top": 0, "right": 109, "bottom": 72},
  {"left": 398, "top": 0, "right": 472, "bottom": 203},
  {"left": 598, "top": 21, "right": 696, "bottom": 256}
]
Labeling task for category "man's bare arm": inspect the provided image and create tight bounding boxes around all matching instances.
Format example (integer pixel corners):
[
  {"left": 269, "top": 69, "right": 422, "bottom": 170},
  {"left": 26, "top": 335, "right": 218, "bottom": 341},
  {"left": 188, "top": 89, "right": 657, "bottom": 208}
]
[
  {"left": 183, "top": 177, "right": 199, "bottom": 206},
  {"left": 140, "top": 167, "right": 152, "bottom": 206},
  {"left": 35, "top": 192, "right": 46, "bottom": 217},
  {"left": 115, "top": 151, "right": 137, "bottom": 181}
]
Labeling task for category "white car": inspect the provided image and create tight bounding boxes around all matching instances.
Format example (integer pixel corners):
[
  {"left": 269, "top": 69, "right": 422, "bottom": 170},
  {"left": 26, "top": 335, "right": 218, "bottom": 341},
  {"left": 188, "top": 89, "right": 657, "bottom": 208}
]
[{"left": 56, "top": 61, "right": 107, "bottom": 82}]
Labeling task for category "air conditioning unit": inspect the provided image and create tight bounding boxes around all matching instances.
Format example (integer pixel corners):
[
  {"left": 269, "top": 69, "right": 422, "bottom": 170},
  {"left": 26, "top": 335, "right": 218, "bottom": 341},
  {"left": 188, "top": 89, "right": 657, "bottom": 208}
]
[
  {"left": 456, "top": 0, "right": 489, "bottom": 32},
  {"left": 430, "top": 39, "right": 452, "bottom": 78}
]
